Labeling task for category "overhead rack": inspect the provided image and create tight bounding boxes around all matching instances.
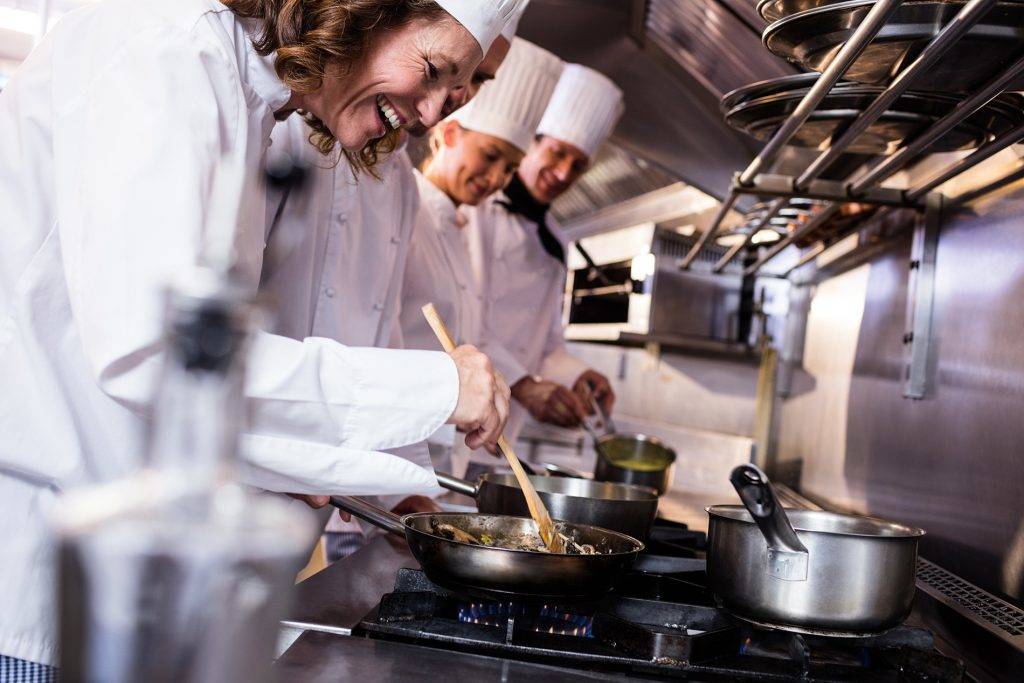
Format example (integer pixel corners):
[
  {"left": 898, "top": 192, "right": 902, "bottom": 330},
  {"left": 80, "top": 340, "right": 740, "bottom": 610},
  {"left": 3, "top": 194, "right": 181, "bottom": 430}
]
[{"left": 679, "top": 0, "right": 1024, "bottom": 279}]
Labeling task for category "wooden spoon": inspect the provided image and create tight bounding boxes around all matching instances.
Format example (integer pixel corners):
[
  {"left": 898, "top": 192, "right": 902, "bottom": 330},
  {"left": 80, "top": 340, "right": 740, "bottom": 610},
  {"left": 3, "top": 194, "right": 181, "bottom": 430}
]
[{"left": 421, "top": 303, "right": 565, "bottom": 553}]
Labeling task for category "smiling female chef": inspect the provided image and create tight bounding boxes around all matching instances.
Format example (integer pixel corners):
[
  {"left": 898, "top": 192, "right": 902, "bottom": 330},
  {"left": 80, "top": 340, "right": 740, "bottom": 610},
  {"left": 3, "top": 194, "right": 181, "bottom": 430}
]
[
  {"left": 260, "top": 8, "right": 529, "bottom": 552},
  {"left": 398, "top": 38, "right": 564, "bottom": 477},
  {"left": 0, "top": 0, "right": 522, "bottom": 673},
  {"left": 468, "top": 64, "right": 625, "bottom": 443}
]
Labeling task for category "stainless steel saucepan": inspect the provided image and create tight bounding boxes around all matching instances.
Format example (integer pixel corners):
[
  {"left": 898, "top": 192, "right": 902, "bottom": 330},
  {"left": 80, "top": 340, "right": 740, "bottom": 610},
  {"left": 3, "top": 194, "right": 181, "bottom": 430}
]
[
  {"left": 435, "top": 471, "right": 659, "bottom": 542},
  {"left": 330, "top": 496, "right": 643, "bottom": 599},
  {"left": 581, "top": 395, "right": 677, "bottom": 495},
  {"left": 706, "top": 465, "right": 925, "bottom": 636}
]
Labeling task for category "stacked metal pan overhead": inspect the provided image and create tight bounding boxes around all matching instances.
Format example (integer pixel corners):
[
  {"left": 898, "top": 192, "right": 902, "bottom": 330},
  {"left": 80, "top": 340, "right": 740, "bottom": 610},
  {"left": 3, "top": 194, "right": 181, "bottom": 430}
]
[
  {"left": 758, "top": 0, "right": 1024, "bottom": 93},
  {"left": 722, "top": 73, "right": 1024, "bottom": 155},
  {"left": 716, "top": 199, "right": 825, "bottom": 247}
]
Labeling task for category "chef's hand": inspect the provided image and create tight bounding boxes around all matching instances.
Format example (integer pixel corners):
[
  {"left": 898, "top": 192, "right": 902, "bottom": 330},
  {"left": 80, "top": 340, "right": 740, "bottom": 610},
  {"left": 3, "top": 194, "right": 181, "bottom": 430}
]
[
  {"left": 285, "top": 493, "right": 352, "bottom": 522},
  {"left": 573, "top": 369, "right": 616, "bottom": 419},
  {"left": 511, "top": 376, "right": 588, "bottom": 428},
  {"left": 447, "top": 345, "right": 510, "bottom": 453},
  {"left": 391, "top": 496, "right": 443, "bottom": 515}
]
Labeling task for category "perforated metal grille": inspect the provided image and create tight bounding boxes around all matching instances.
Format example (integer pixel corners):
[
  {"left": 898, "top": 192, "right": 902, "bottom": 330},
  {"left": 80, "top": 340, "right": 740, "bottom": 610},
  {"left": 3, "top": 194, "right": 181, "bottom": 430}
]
[
  {"left": 917, "top": 559, "right": 1024, "bottom": 637},
  {"left": 656, "top": 233, "right": 732, "bottom": 267}
]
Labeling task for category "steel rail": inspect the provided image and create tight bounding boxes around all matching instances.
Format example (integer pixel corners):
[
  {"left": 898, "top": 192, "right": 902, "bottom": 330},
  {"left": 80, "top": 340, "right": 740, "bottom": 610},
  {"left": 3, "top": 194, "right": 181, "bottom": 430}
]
[
  {"left": 851, "top": 53, "right": 1024, "bottom": 194},
  {"left": 906, "top": 121, "right": 1024, "bottom": 201},
  {"left": 679, "top": 0, "right": 904, "bottom": 270},
  {"left": 795, "top": 0, "right": 997, "bottom": 188},
  {"left": 950, "top": 163, "right": 1024, "bottom": 208},
  {"left": 715, "top": 0, "right": 988, "bottom": 272},
  {"left": 749, "top": 48, "right": 1024, "bottom": 275},
  {"left": 783, "top": 244, "right": 826, "bottom": 278}
]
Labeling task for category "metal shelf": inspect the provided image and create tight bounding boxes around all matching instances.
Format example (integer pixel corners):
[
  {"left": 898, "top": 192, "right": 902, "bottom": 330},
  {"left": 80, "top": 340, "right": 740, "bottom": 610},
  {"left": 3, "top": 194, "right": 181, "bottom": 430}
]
[{"left": 681, "top": 0, "right": 1024, "bottom": 278}]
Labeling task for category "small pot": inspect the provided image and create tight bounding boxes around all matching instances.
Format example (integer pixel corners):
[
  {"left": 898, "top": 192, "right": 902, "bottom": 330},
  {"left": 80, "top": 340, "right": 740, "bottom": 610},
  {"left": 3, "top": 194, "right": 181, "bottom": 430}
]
[
  {"left": 593, "top": 433, "right": 676, "bottom": 495},
  {"left": 706, "top": 465, "right": 925, "bottom": 636}
]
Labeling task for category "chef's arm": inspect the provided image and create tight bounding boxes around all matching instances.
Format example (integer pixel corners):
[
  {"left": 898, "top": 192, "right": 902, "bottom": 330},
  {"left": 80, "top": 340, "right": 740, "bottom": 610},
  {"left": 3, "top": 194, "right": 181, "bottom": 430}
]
[
  {"left": 537, "top": 284, "right": 590, "bottom": 388},
  {"left": 536, "top": 289, "right": 615, "bottom": 413},
  {"left": 60, "top": 28, "right": 459, "bottom": 493}
]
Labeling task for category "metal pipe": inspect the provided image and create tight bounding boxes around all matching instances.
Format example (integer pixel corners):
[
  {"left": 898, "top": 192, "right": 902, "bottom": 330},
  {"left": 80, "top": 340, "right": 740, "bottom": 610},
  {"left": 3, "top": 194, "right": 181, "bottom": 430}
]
[
  {"left": 679, "top": 190, "right": 737, "bottom": 269},
  {"left": 737, "top": 0, "right": 905, "bottom": 186},
  {"left": 750, "top": 44, "right": 1024, "bottom": 275},
  {"left": 950, "top": 163, "right": 1024, "bottom": 207},
  {"left": 906, "top": 122, "right": 1024, "bottom": 201},
  {"left": 713, "top": 197, "right": 787, "bottom": 272},
  {"left": 783, "top": 245, "right": 826, "bottom": 278},
  {"left": 852, "top": 53, "right": 1024, "bottom": 193},
  {"left": 704, "top": 0, "right": 905, "bottom": 270},
  {"left": 796, "top": 0, "right": 996, "bottom": 187},
  {"left": 745, "top": 204, "right": 842, "bottom": 276}
]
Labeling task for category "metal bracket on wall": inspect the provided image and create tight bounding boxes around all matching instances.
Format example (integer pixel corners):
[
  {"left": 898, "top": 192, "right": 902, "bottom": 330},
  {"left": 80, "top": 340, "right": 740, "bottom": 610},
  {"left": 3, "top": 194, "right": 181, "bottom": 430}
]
[{"left": 902, "top": 193, "right": 943, "bottom": 399}]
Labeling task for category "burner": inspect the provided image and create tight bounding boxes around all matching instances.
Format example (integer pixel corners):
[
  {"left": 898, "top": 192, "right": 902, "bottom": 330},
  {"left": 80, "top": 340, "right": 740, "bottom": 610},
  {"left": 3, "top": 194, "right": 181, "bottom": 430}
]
[
  {"left": 456, "top": 602, "right": 594, "bottom": 637},
  {"left": 357, "top": 568, "right": 966, "bottom": 682}
]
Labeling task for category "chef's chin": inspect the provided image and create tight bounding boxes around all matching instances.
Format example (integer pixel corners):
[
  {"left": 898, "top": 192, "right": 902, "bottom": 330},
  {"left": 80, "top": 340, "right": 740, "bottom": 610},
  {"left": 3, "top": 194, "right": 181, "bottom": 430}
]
[{"left": 406, "top": 122, "right": 429, "bottom": 138}]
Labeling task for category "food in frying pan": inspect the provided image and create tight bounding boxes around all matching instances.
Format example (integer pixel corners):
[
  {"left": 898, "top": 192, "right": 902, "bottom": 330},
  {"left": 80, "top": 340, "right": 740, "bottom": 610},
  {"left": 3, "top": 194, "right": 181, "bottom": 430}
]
[{"left": 430, "top": 519, "right": 602, "bottom": 555}]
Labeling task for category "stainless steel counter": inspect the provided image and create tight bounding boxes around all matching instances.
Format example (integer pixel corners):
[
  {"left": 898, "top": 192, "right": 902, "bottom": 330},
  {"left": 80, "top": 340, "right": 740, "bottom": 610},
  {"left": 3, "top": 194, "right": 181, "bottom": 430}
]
[
  {"left": 282, "top": 534, "right": 418, "bottom": 637},
  {"left": 275, "top": 630, "right": 621, "bottom": 681}
]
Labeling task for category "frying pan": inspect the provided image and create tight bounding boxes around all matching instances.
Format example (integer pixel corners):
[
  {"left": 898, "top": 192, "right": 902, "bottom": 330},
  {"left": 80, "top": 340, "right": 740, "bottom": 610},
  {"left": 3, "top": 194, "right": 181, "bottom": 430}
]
[
  {"left": 329, "top": 496, "right": 643, "bottom": 600},
  {"left": 763, "top": 0, "right": 1024, "bottom": 94},
  {"left": 435, "top": 471, "right": 659, "bottom": 541},
  {"left": 724, "top": 75, "right": 1024, "bottom": 154}
]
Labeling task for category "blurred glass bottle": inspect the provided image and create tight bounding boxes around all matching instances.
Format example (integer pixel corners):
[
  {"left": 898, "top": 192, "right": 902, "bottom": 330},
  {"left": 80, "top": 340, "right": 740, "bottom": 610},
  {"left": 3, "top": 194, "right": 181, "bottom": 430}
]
[{"left": 55, "top": 270, "right": 316, "bottom": 682}]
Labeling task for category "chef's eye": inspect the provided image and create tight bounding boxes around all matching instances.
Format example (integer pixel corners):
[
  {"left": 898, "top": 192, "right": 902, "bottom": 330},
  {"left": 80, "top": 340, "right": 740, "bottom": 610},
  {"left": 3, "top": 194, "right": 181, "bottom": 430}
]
[{"left": 426, "top": 60, "right": 439, "bottom": 81}]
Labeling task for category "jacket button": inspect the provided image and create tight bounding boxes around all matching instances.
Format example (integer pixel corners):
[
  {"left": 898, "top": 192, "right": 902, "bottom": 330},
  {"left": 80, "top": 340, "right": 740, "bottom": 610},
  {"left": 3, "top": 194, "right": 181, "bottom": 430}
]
[
  {"left": 390, "top": 236, "right": 401, "bottom": 244},
  {"left": 373, "top": 302, "right": 384, "bottom": 311},
  {"left": 324, "top": 287, "right": 336, "bottom": 298}
]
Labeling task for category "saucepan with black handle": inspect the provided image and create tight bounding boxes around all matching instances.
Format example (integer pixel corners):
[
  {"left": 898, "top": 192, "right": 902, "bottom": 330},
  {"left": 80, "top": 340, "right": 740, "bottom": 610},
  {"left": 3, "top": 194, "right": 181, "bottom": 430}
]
[{"left": 706, "top": 464, "right": 925, "bottom": 635}]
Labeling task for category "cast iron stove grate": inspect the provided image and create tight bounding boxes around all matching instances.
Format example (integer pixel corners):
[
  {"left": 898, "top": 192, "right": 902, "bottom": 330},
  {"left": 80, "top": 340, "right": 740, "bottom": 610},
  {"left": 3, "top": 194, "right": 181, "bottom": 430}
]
[{"left": 355, "top": 567, "right": 965, "bottom": 681}]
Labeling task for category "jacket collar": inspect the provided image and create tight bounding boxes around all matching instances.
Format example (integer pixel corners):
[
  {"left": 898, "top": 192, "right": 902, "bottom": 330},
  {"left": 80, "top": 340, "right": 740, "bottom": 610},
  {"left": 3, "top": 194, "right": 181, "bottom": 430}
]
[
  {"left": 240, "top": 18, "right": 292, "bottom": 114},
  {"left": 415, "top": 171, "right": 462, "bottom": 231}
]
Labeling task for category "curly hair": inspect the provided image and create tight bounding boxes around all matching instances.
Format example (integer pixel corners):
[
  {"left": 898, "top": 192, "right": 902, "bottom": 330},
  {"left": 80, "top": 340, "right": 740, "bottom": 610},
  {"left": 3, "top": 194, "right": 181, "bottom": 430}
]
[{"left": 226, "top": 0, "right": 446, "bottom": 174}]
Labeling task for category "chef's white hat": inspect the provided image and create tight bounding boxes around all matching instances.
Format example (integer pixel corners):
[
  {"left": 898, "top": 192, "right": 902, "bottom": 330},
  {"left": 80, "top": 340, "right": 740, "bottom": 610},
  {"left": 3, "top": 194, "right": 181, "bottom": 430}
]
[
  {"left": 500, "top": 0, "right": 530, "bottom": 41},
  {"left": 448, "top": 38, "right": 564, "bottom": 153},
  {"left": 436, "top": 0, "right": 529, "bottom": 53},
  {"left": 536, "top": 64, "right": 624, "bottom": 158}
]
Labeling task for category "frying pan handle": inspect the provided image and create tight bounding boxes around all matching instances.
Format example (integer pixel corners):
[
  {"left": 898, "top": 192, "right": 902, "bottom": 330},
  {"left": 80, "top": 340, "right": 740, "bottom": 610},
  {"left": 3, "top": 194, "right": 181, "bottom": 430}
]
[
  {"left": 729, "top": 464, "right": 809, "bottom": 581},
  {"left": 512, "top": 453, "right": 538, "bottom": 476},
  {"left": 329, "top": 496, "right": 405, "bottom": 537},
  {"left": 540, "top": 463, "right": 587, "bottom": 479},
  {"left": 434, "top": 472, "right": 479, "bottom": 498}
]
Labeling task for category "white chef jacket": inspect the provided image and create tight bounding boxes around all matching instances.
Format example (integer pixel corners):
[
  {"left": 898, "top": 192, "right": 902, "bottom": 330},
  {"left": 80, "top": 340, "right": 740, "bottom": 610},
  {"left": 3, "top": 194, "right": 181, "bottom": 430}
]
[
  {"left": 467, "top": 193, "right": 588, "bottom": 442},
  {"left": 263, "top": 117, "right": 417, "bottom": 352},
  {"left": 0, "top": 0, "right": 455, "bottom": 665},
  {"left": 400, "top": 172, "right": 485, "bottom": 450},
  {"left": 262, "top": 116, "right": 439, "bottom": 527}
]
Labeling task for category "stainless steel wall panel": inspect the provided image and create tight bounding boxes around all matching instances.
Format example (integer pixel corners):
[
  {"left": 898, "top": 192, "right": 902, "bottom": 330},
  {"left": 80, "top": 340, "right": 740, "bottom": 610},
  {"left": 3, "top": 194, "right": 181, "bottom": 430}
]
[{"left": 777, "top": 190, "right": 1024, "bottom": 601}]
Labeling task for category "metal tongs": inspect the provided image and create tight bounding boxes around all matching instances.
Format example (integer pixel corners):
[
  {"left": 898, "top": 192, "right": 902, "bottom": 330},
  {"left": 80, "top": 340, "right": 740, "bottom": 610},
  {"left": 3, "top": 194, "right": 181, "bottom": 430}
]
[{"left": 580, "top": 385, "right": 615, "bottom": 456}]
